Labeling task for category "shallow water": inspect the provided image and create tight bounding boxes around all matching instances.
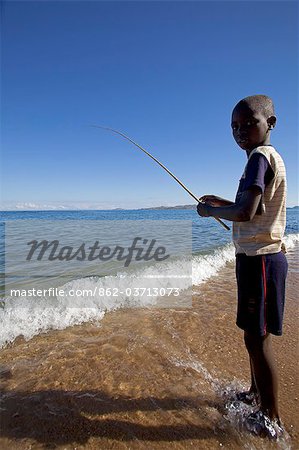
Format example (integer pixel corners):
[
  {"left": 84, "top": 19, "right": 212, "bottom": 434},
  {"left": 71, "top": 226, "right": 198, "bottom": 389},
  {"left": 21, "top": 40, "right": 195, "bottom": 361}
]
[
  {"left": 1, "top": 209, "right": 298, "bottom": 448},
  {"left": 0, "top": 244, "right": 298, "bottom": 449},
  {"left": 1, "top": 208, "right": 298, "bottom": 348}
]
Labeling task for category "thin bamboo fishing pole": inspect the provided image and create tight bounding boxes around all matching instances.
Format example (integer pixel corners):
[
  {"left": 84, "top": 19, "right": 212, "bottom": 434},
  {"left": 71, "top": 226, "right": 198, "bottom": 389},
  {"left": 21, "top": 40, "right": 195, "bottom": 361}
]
[{"left": 92, "top": 125, "right": 230, "bottom": 231}]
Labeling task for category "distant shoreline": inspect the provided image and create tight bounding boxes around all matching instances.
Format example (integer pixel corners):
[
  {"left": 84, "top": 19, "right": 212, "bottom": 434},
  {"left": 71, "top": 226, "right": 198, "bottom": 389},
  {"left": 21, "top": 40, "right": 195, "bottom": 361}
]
[{"left": 1, "top": 205, "right": 298, "bottom": 212}]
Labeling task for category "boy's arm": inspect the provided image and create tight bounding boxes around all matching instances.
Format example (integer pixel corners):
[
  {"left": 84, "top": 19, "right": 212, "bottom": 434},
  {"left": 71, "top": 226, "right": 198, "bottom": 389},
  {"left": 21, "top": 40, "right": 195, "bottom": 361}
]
[
  {"left": 198, "top": 153, "right": 272, "bottom": 222},
  {"left": 197, "top": 187, "right": 262, "bottom": 222}
]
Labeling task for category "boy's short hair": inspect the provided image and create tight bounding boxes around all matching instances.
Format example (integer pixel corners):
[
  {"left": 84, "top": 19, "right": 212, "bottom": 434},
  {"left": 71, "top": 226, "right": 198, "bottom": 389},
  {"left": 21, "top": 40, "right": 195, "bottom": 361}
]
[{"left": 234, "top": 95, "right": 275, "bottom": 118}]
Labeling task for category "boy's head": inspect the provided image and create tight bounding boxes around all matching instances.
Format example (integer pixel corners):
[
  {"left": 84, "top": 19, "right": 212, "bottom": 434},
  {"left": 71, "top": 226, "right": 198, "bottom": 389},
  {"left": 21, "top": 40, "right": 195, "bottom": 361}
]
[{"left": 231, "top": 95, "right": 276, "bottom": 152}]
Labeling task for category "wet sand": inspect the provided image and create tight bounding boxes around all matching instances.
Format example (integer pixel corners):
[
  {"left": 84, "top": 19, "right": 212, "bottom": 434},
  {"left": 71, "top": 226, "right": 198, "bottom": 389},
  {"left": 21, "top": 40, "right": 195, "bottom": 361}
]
[{"left": 0, "top": 247, "right": 298, "bottom": 449}]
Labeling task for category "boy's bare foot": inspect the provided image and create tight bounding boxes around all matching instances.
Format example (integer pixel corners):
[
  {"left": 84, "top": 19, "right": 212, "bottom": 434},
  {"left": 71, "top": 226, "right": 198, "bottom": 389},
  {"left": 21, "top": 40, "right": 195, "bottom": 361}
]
[{"left": 245, "top": 410, "right": 284, "bottom": 440}]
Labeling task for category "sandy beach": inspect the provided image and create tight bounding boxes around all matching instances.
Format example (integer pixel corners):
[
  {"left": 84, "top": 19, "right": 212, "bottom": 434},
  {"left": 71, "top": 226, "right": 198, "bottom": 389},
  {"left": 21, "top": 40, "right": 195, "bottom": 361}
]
[{"left": 0, "top": 245, "right": 298, "bottom": 450}]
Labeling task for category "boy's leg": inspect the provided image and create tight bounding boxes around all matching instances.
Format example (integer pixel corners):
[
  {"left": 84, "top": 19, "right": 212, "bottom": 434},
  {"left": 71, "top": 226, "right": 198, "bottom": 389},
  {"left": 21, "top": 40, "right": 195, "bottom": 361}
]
[
  {"left": 236, "top": 357, "right": 259, "bottom": 404},
  {"left": 244, "top": 331, "right": 279, "bottom": 420},
  {"left": 249, "top": 357, "right": 258, "bottom": 394}
]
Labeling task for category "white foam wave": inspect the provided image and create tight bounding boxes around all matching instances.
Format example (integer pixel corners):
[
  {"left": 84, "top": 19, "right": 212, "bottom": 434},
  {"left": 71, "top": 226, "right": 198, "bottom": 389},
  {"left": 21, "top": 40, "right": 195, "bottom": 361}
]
[
  {"left": 0, "top": 257, "right": 192, "bottom": 347},
  {"left": 0, "top": 305, "right": 105, "bottom": 349},
  {"left": 191, "top": 233, "right": 299, "bottom": 287},
  {"left": 283, "top": 233, "right": 299, "bottom": 251},
  {"left": 1, "top": 234, "right": 297, "bottom": 348},
  {"left": 192, "top": 244, "right": 235, "bottom": 285}
]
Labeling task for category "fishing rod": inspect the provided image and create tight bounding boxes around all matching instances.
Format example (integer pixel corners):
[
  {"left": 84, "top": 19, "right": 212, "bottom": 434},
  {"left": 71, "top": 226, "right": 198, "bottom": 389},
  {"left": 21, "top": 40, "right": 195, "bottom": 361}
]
[{"left": 92, "top": 125, "right": 230, "bottom": 231}]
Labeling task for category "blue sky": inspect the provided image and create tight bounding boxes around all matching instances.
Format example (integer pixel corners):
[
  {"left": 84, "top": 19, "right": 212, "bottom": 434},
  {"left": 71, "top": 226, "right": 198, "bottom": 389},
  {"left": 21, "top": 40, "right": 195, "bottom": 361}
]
[{"left": 1, "top": 0, "right": 298, "bottom": 209}]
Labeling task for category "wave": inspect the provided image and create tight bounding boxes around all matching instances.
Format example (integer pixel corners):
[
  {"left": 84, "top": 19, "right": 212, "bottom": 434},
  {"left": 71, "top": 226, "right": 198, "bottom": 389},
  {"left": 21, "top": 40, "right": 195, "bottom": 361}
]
[
  {"left": 283, "top": 232, "right": 299, "bottom": 250},
  {"left": 1, "top": 233, "right": 298, "bottom": 348},
  {"left": 0, "top": 257, "right": 191, "bottom": 348},
  {"left": 192, "top": 243, "right": 235, "bottom": 285},
  {"left": 192, "top": 233, "right": 299, "bottom": 286}
]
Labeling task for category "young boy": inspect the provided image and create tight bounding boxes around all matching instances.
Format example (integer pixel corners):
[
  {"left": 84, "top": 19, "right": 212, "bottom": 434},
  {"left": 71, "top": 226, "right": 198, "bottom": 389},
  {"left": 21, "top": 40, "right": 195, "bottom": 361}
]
[{"left": 197, "top": 95, "right": 287, "bottom": 439}]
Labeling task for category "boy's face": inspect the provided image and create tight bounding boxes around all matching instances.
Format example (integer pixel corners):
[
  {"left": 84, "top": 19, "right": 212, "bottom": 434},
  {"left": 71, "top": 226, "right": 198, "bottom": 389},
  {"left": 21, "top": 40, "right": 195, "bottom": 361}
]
[{"left": 231, "top": 105, "right": 275, "bottom": 152}]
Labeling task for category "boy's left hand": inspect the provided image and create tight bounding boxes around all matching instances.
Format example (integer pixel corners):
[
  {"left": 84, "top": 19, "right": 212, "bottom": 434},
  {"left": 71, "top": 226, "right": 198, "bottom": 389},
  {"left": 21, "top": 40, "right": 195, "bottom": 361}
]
[{"left": 197, "top": 202, "right": 211, "bottom": 217}]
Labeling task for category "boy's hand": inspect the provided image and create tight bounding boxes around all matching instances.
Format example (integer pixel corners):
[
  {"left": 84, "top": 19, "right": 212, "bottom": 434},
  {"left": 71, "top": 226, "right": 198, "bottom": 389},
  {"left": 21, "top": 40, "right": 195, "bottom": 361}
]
[
  {"left": 197, "top": 201, "right": 211, "bottom": 217},
  {"left": 199, "top": 195, "right": 232, "bottom": 207}
]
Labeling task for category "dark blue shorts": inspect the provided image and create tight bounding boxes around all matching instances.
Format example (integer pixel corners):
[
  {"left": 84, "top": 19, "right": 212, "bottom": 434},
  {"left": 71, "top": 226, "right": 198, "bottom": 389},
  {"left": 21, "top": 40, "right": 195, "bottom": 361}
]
[{"left": 236, "top": 251, "right": 288, "bottom": 336}]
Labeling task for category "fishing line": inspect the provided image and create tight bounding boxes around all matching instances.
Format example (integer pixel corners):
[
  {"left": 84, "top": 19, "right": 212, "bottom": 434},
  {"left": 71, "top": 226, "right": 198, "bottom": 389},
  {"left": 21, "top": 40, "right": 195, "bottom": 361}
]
[{"left": 92, "top": 125, "right": 230, "bottom": 231}]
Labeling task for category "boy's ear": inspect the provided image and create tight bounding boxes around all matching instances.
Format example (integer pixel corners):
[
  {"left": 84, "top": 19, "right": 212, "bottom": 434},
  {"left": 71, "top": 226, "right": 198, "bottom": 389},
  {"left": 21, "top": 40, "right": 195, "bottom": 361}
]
[{"left": 267, "top": 115, "right": 277, "bottom": 129}]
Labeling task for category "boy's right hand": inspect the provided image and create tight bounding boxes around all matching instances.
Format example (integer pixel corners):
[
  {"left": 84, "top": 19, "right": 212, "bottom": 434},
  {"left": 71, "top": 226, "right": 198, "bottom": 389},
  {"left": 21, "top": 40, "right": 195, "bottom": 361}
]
[{"left": 199, "top": 195, "right": 227, "bottom": 207}]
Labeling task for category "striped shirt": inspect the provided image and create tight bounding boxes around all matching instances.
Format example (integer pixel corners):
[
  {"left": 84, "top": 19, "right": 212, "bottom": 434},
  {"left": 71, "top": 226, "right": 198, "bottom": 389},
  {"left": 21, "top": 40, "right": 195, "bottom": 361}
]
[{"left": 233, "top": 145, "right": 287, "bottom": 256}]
